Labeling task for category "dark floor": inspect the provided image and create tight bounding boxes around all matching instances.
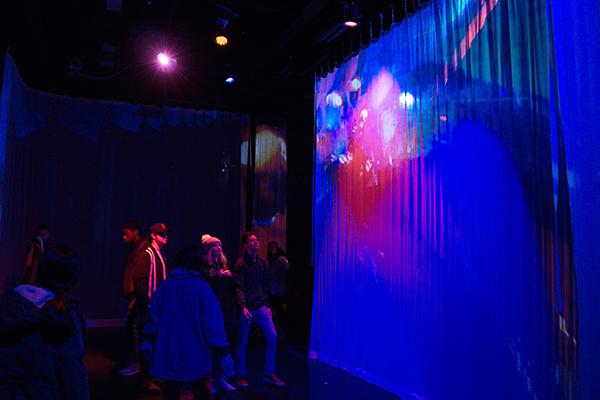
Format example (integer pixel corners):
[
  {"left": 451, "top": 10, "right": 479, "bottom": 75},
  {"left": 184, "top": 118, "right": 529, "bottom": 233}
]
[{"left": 85, "top": 328, "right": 399, "bottom": 400}]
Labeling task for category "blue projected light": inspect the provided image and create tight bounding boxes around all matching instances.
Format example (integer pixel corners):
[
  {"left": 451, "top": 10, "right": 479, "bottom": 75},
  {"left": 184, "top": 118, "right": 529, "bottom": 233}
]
[{"left": 310, "top": 0, "right": 578, "bottom": 400}]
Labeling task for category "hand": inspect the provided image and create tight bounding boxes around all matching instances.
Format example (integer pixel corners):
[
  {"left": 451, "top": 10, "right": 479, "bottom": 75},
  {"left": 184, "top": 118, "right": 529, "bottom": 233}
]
[
  {"left": 265, "top": 307, "right": 272, "bottom": 319},
  {"left": 219, "top": 354, "right": 235, "bottom": 378},
  {"left": 127, "top": 298, "right": 136, "bottom": 312},
  {"left": 243, "top": 307, "right": 252, "bottom": 321},
  {"left": 218, "top": 269, "right": 232, "bottom": 277}
]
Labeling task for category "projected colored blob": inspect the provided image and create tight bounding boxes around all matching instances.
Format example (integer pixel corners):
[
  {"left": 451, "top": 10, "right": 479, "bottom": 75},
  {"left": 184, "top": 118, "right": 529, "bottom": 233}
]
[{"left": 240, "top": 124, "right": 287, "bottom": 255}]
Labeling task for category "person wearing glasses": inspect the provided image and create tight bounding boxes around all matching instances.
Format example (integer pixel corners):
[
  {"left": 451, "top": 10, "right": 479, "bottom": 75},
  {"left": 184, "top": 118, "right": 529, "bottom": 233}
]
[{"left": 132, "top": 222, "right": 170, "bottom": 393}]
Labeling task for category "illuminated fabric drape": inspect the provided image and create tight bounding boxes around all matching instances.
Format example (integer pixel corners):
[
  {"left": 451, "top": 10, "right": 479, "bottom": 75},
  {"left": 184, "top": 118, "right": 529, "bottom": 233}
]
[
  {"left": 0, "top": 55, "right": 246, "bottom": 319},
  {"left": 240, "top": 119, "right": 287, "bottom": 255},
  {"left": 548, "top": 1, "right": 600, "bottom": 398},
  {"left": 310, "top": 0, "right": 587, "bottom": 398}
]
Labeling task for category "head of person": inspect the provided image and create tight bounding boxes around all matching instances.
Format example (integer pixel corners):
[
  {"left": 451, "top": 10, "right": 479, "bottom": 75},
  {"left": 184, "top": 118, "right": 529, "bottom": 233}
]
[
  {"left": 36, "top": 244, "right": 80, "bottom": 294},
  {"left": 200, "top": 234, "right": 227, "bottom": 266},
  {"left": 174, "top": 245, "right": 203, "bottom": 270},
  {"left": 122, "top": 219, "right": 141, "bottom": 244},
  {"left": 36, "top": 245, "right": 81, "bottom": 336},
  {"left": 35, "top": 224, "right": 50, "bottom": 241},
  {"left": 241, "top": 231, "right": 260, "bottom": 255},
  {"left": 267, "top": 241, "right": 280, "bottom": 257},
  {"left": 150, "top": 223, "right": 170, "bottom": 247}
]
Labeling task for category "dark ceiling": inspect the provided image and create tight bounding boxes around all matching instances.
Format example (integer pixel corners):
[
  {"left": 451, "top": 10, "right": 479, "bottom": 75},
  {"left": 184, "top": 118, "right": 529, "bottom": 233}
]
[{"left": 1, "top": 0, "right": 406, "bottom": 112}]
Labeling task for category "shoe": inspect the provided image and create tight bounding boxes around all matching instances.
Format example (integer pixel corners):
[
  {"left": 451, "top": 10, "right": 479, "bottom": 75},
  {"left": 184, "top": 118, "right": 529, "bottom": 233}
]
[
  {"left": 263, "top": 374, "right": 286, "bottom": 387},
  {"left": 215, "top": 378, "right": 236, "bottom": 392},
  {"left": 118, "top": 361, "right": 140, "bottom": 376},
  {"left": 237, "top": 377, "right": 249, "bottom": 388},
  {"left": 143, "top": 379, "right": 161, "bottom": 394}
]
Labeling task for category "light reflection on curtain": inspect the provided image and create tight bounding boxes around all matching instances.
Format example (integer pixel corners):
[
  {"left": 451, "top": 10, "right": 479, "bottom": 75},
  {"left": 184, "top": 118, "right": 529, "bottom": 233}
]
[
  {"left": 240, "top": 119, "right": 287, "bottom": 256},
  {"left": 311, "top": 0, "right": 574, "bottom": 399},
  {"left": 0, "top": 55, "right": 246, "bottom": 319}
]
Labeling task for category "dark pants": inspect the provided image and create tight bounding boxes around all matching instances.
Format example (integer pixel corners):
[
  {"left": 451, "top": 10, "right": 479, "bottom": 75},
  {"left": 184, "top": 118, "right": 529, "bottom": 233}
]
[
  {"left": 132, "top": 302, "right": 153, "bottom": 380},
  {"left": 126, "top": 299, "right": 141, "bottom": 359},
  {"left": 161, "top": 376, "right": 212, "bottom": 400},
  {"left": 270, "top": 295, "right": 286, "bottom": 332}
]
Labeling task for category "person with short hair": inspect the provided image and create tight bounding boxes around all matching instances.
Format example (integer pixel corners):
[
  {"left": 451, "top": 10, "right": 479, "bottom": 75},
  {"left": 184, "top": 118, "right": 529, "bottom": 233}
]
[
  {"left": 132, "top": 222, "right": 170, "bottom": 393},
  {"left": 233, "top": 232, "right": 286, "bottom": 388},
  {"left": 118, "top": 219, "right": 148, "bottom": 376}
]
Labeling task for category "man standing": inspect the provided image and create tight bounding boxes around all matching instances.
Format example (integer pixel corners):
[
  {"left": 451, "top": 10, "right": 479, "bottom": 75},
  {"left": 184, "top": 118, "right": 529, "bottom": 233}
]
[
  {"left": 132, "top": 222, "right": 170, "bottom": 393},
  {"left": 233, "top": 232, "right": 285, "bottom": 388},
  {"left": 118, "top": 220, "right": 147, "bottom": 376},
  {"left": 134, "top": 223, "right": 169, "bottom": 306}
]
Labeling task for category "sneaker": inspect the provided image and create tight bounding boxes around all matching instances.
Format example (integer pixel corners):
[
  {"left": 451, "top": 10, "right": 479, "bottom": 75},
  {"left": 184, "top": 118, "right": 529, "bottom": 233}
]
[
  {"left": 263, "top": 374, "right": 286, "bottom": 387},
  {"left": 237, "top": 377, "right": 249, "bottom": 388},
  {"left": 118, "top": 361, "right": 140, "bottom": 376},
  {"left": 215, "top": 378, "right": 236, "bottom": 392},
  {"left": 143, "top": 379, "right": 161, "bottom": 394}
]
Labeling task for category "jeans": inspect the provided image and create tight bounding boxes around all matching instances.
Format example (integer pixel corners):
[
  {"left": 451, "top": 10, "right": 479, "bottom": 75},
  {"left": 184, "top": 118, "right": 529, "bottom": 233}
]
[{"left": 234, "top": 306, "right": 278, "bottom": 377}]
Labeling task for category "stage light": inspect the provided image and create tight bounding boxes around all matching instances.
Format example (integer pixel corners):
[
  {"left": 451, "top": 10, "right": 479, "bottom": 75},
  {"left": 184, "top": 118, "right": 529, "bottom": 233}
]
[
  {"left": 156, "top": 52, "right": 176, "bottom": 71},
  {"left": 343, "top": 2, "right": 360, "bottom": 28},
  {"left": 351, "top": 77, "right": 361, "bottom": 91},
  {"left": 225, "top": 76, "right": 235, "bottom": 84},
  {"left": 157, "top": 52, "right": 170, "bottom": 66},
  {"left": 216, "top": 35, "right": 228, "bottom": 46}
]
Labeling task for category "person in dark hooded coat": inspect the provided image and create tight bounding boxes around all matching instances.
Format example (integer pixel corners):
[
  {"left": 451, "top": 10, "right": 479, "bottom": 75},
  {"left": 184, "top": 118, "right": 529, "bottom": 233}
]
[{"left": 0, "top": 244, "right": 89, "bottom": 400}]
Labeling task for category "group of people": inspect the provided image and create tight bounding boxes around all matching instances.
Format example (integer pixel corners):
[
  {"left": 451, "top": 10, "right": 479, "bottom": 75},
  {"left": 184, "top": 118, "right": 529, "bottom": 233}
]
[
  {"left": 0, "top": 222, "right": 289, "bottom": 400},
  {"left": 119, "top": 220, "right": 289, "bottom": 399}
]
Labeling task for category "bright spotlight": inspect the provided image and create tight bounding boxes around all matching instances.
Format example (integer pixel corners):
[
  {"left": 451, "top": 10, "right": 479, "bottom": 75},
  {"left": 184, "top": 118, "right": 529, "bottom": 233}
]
[
  {"left": 225, "top": 76, "right": 235, "bottom": 84},
  {"left": 399, "top": 92, "right": 415, "bottom": 108},
  {"left": 157, "top": 52, "right": 170, "bottom": 66},
  {"left": 156, "top": 52, "right": 176, "bottom": 70},
  {"left": 216, "top": 35, "right": 229, "bottom": 46},
  {"left": 344, "top": 20, "right": 358, "bottom": 28}
]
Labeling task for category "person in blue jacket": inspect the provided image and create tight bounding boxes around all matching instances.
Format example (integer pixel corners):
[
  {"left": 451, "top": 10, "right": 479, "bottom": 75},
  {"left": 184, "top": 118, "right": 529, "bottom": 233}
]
[{"left": 141, "top": 245, "right": 234, "bottom": 400}]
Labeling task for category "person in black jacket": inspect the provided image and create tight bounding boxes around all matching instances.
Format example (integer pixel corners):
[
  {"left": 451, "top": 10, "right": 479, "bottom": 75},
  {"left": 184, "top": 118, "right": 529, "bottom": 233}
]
[
  {"left": 233, "top": 232, "right": 286, "bottom": 388},
  {"left": 198, "top": 234, "right": 240, "bottom": 392},
  {"left": 119, "top": 219, "right": 148, "bottom": 376},
  {"left": 266, "top": 241, "right": 289, "bottom": 335}
]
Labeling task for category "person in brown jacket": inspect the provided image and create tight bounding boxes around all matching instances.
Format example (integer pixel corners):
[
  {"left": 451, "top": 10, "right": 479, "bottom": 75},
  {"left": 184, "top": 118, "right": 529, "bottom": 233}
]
[{"left": 119, "top": 220, "right": 148, "bottom": 376}]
